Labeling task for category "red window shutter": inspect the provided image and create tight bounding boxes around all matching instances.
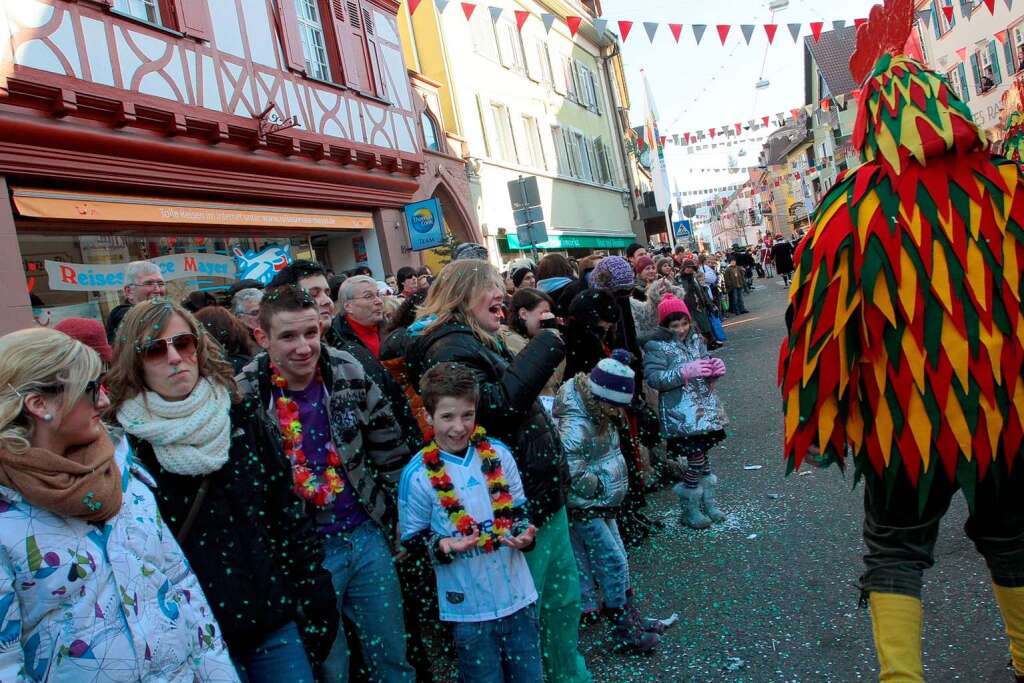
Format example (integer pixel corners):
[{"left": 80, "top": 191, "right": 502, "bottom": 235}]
[
  {"left": 328, "top": 0, "right": 370, "bottom": 92},
  {"left": 173, "top": 0, "right": 211, "bottom": 41},
  {"left": 360, "top": 2, "right": 387, "bottom": 99},
  {"left": 277, "top": 0, "right": 308, "bottom": 74}
]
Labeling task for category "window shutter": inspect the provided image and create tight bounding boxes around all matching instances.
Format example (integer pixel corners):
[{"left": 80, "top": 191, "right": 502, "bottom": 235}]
[
  {"left": 476, "top": 94, "right": 493, "bottom": 157},
  {"left": 970, "top": 52, "right": 982, "bottom": 94},
  {"left": 276, "top": 0, "right": 308, "bottom": 73},
  {"left": 551, "top": 126, "right": 567, "bottom": 174},
  {"left": 361, "top": 4, "right": 386, "bottom": 98},
  {"left": 563, "top": 59, "right": 577, "bottom": 101},
  {"left": 552, "top": 54, "right": 566, "bottom": 94},
  {"left": 524, "top": 38, "right": 541, "bottom": 81},
  {"left": 990, "top": 40, "right": 1003, "bottom": 85},
  {"left": 957, "top": 63, "right": 970, "bottom": 102},
  {"left": 931, "top": 0, "right": 941, "bottom": 37},
  {"left": 327, "top": 0, "right": 369, "bottom": 91},
  {"left": 589, "top": 70, "right": 601, "bottom": 114},
  {"left": 173, "top": 0, "right": 211, "bottom": 40}
]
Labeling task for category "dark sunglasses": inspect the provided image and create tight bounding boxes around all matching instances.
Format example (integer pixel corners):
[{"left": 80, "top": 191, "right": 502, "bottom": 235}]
[
  {"left": 138, "top": 333, "right": 198, "bottom": 361},
  {"left": 84, "top": 376, "right": 106, "bottom": 406}
]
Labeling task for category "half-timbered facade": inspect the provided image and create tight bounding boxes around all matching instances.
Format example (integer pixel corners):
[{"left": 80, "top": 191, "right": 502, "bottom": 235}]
[{"left": 0, "top": 0, "right": 426, "bottom": 331}]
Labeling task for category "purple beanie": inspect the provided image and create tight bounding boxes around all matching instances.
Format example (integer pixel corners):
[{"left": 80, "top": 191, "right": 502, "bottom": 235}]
[{"left": 590, "top": 257, "right": 635, "bottom": 290}]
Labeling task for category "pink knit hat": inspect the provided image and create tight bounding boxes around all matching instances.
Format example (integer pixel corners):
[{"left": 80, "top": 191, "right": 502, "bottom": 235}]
[
  {"left": 657, "top": 293, "right": 691, "bottom": 324},
  {"left": 54, "top": 317, "right": 113, "bottom": 363},
  {"left": 633, "top": 255, "right": 655, "bottom": 274}
]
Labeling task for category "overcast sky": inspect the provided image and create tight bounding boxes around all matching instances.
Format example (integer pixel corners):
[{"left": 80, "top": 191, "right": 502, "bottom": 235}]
[{"left": 610, "top": 0, "right": 882, "bottom": 195}]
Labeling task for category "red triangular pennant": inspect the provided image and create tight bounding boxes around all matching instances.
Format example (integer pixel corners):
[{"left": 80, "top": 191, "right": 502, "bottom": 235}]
[
  {"left": 566, "top": 15, "right": 582, "bottom": 37},
  {"left": 618, "top": 20, "right": 633, "bottom": 41},
  {"left": 762, "top": 115, "right": 770, "bottom": 127},
  {"left": 709, "top": 128, "right": 717, "bottom": 138},
  {"left": 996, "top": 29, "right": 1008, "bottom": 44},
  {"left": 461, "top": 2, "right": 476, "bottom": 20},
  {"left": 683, "top": 132, "right": 691, "bottom": 144},
  {"left": 659, "top": 135, "right": 667, "bottom": 146},
  {"left": 956, "top": 46, "right": 968, "bottom": 62},
  {"left": 790, "top": 108, "right": 801, "bottom": 120},
  {"left": 942, "top": 5, "right": 954, "bottom": 23},
  {"left": 717, "top": 24, "right": 731, "bottom": 44},
  {"left": 821, "top": 98, "right": 831, "bottom": 111},
  {"left": 408, "top": 0, "right": 423, "bottom": 14},
  {"left": 734, "top": 122, "right": 742, "bottom": 134},
  {"left": 668, "top": 23, "right": 683, "bottom": 43},
  {"left": 764, "top": 24, "right": 778, "bottom": 44},
  {"left": 809, "top": 21, "right": 823, "bottom": 42},
  {"left": 854, "top": 17, "right": 868, "bottom": 28},
  {"left": 985, "top": 0, "right": 997, "bottom": 13},
  {"left": 515, "top": 10, "right": 530, "bottom": 31}
]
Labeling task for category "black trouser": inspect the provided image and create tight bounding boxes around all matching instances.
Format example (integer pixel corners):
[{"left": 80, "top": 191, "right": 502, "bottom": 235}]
[{"left": 860, "top": 455, "right": 1024, "bottom": 599}]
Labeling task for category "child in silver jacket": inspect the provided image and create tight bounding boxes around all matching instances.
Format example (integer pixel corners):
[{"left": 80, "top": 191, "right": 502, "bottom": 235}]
[{"left": 643, "top": 294, "right": 729, "bottom": 529}]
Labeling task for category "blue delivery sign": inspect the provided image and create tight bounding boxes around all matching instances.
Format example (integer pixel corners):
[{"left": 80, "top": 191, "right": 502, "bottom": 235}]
[{"left": 403, "top": 198, "right": 446, "bottom": 251}]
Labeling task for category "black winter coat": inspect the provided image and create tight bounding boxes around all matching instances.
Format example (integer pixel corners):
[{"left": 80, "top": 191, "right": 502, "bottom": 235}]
[
  {"left": 127, "top": 398, "right": 338, "bottom": 661},
  {"left": 406, "top": 321, "right": 569, "bottom": 527},
  {"left": 772, "top": 241, "right": 796, "bottom": 275},
  {"left": 330, "top": 315, "right": 424, "bottom": 454}
]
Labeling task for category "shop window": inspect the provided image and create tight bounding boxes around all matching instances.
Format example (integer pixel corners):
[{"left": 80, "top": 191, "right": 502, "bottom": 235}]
[
  {"left": 279, "top": 0, "right": 386, "bottom": 99},
  {"left": 422, "top": 110, "right": 442, "bottom": 152}
]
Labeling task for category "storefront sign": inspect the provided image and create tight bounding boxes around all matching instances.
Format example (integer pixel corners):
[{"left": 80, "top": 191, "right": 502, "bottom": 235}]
[
  {"left": 403, "top": 199, "right": 446, "bottom": 251},
  {"left": 44, "top": 253, "right": 237, "bottom": 292},
  {"left": 233, "top": 244, "right": 291, "bottom": 285},
  {"left": 13, "top": 188, "right": 373, "bottom": 231}
]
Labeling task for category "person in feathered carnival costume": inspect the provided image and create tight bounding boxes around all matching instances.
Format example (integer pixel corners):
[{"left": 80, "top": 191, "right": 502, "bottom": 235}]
[{"left": 778, "top": 0, "right": 1024, "bottom": 680}]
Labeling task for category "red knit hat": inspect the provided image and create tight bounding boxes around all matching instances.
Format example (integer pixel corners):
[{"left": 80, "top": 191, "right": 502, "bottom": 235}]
[
  {"left": 634, "top": 255, "right": 655, "bottom": 275},
  {"left": 657, "top": 293, "right": 691, "bottom": 325},
  {"left": 54, "top": 318, "right": 113, "bottom": 363}
]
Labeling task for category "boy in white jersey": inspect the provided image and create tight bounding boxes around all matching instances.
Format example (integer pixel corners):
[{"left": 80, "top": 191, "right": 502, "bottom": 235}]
[{"left": 398, "top": 362, "right": 541, "bottom": 682}]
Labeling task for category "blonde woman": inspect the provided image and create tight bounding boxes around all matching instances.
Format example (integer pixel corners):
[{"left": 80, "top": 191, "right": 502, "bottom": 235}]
[
  {"left": 404, "top": 260, "right": 591, "bottom": 683},
  {"left": 0, "top": 327, "right": 237, "bottom": 682},
  {"left": 105, "top": 301, "right": 337, "bottom": 682}
]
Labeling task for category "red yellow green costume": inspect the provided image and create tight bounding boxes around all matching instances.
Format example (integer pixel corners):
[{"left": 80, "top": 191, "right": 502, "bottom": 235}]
[{"left": 778, "top": 1, "right": 1024, "bottom": 679}]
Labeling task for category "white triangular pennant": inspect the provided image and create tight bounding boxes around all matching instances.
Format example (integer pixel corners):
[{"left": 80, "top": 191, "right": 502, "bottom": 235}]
[
  {"left": 692, "top": 24, "right": 707, "bottom": 44},
  {"left": 917, "top": 9, "right": 932, "bottom": 29},
  {"left": 593, "top": 18, "right": 607, "bottom": 34},
  {"left": 1006, "top": 0, "right": 1014, "bottom": 10},
  {"left": 488, "top": 6, "right": 502, "bottom": 22},
  {"left": 435, "top": 0, "right": 449, "bottom": 12},
  {"left": 787, "top": 23, "right": 801, "bottom": 42},
  {"left": 740, "top": 24, "right": 755, "bottom": 45},
  {"left": 643, "top": 21, "right": 659, "bottom": 42},
  {"left": 832, "top": 20, "right": 846, "bottom": 30},
  {"left": 541, "top": 13, "right": 556, "bottom": 33}
]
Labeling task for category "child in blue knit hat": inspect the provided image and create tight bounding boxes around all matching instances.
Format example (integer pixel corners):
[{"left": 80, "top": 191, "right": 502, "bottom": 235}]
[{"left": 553, "top": 350, "right": 665, "bottom": 653}]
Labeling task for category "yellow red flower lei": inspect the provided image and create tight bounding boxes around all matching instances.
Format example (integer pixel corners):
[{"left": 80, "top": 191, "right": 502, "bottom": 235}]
[
  {"left": 271, "top": 365, "right": 345, "bottom": 507},
  {"left": 423, "top": 426, "right": 514, "bottom": 553}
]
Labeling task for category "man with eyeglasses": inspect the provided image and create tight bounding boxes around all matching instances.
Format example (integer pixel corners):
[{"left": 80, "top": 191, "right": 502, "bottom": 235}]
[{"left": 105, "top": 260, "right": 167, "bottom": 343}]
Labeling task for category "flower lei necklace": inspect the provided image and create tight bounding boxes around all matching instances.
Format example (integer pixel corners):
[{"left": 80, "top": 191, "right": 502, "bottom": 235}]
[
  {"left": 271, "top": 364, "right": 345, "bottom": 507},
  {"left": 423, "top": 426, "right": 514, "bottom": 553}
]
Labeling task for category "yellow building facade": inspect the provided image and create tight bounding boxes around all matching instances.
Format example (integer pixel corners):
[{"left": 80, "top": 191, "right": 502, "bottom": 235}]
[{"left": 399, "top": 0, "right": 637, "bottom": 263}]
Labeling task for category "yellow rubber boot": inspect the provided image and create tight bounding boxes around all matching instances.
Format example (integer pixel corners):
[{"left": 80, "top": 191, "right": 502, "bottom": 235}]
[
  {"left": 868, "top": 592, "right": 925, "bottom": 682},
  {"left": 992, "top": 583, "right": 1024, "bottom": 678}
]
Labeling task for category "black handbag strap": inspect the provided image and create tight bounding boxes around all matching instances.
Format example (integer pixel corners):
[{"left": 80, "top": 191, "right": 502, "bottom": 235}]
[{"left": 176, "top": 477, "right": 211, "bottom": 545}]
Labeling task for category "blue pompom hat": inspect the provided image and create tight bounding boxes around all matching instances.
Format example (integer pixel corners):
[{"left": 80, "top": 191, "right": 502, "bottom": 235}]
[{"left": 589, "top": 349, "right": 635, "bottom": 406}]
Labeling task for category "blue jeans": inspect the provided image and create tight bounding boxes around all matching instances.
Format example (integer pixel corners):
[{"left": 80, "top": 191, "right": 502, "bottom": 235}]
[
  {"left": 451, "top": 605, "right": 543, "bottom": 683},
  {"left": 321, "top": 521, "right": 415, "bottom": 681},
  {"left": 235, "top": 621, "right": 314, "bottom": 683},
  {"left": 728, "top": 288, "right": 748, "bottom": 314},
  {"left": 569, "top": 516, "right": 630, "bottom": 612}
]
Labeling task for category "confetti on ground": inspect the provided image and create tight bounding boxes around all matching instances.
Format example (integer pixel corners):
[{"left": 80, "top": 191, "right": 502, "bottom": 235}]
[{"left": 744, "top": 465, "right": 764, "bottom": 470}]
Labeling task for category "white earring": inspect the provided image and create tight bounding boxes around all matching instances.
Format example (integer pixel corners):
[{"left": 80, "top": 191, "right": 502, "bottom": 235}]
[{"left": 42, "top": 414, "right": 52, "bottom": 422}]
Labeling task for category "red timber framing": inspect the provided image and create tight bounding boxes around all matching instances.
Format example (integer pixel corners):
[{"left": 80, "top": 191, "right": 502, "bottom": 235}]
[{"left": 0, "top": 0, "right": 422, "bottom": 209}]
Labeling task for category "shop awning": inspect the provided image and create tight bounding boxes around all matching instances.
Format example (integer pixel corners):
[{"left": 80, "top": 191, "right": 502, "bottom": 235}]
[
  {"left": 503, "top": 234, "right": 636, "bottom": 251},
  {"left": 12, "top": 188, "right": 373, "bottom": 231}
]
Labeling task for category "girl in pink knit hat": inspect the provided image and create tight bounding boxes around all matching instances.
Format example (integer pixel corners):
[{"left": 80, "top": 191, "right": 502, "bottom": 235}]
[{"left": 642, "top": 294, "right": 729, "bottom": 529}]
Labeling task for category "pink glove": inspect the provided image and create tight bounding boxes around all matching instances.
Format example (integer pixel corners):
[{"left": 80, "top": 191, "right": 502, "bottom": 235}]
[
  {"left": 708, "top": 357, "right": 726, "bottom": 377},
  {"left": 679, "top": 360, "right": 714, "bottom": 382}
]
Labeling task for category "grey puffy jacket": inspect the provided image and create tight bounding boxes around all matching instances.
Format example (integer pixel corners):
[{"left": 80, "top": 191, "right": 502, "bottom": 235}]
[
  {"left": 553, "top": 378, "right": 629, "bottom": 511},
  {"left": 643, "top": 328, "right": 729, "bottom": 438}
]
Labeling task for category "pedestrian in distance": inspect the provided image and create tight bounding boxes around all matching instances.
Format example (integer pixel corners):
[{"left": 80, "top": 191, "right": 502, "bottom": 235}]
[
  {"left": 399, "top": 363, "right": 541, "bottom": 683},
  {"left": 770, "top": 233, "right": 795, "bottom": 287},
  {"left": 643, "top": 294, "right": 729, "bottom": 529},
  {"left": 723, "top": 256, "right": 750, "bottom": 315},
  {"left": 0, "top": 327, "right": 239, "bottom": 682},
  {"left": 554, "top": 350, "right": 664, "bottom": 653},
  {"left": 107, "top": 300, "right": 337, "bottom": 681}
]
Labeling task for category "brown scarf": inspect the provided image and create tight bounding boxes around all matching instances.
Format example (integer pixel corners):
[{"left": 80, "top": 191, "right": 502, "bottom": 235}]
[{"left": 0, "top": 430, "right": 123, "bottom": 522}]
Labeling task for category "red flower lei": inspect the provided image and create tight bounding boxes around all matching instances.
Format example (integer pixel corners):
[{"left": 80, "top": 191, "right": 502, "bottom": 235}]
[
  {"left": 422, "top": 426, "right": 514, "bottom": 553},
  {"left": 271, "top": 364, "right": 345, "bottom": 507}
]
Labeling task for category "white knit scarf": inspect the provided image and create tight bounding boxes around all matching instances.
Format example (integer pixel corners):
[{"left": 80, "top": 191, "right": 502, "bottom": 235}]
[{"left": 117, "top": 378, "right": 232, "bottom": 476}]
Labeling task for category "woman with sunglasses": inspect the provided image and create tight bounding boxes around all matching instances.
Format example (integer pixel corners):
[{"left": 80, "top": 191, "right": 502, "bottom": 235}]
[
  {"left": 0, "top": 327, "right": 238, "bottom": 681},
  {"left": 105, "top": 301, "right": 338, "bottom": 683}
]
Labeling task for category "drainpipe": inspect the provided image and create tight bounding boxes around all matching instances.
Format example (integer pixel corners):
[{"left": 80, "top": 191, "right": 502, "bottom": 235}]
[{"left": 599, "top": 41, "right": 643, "bottom": 233}]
